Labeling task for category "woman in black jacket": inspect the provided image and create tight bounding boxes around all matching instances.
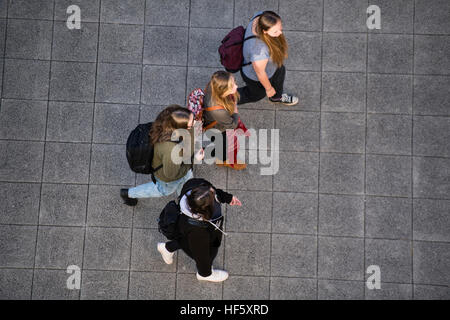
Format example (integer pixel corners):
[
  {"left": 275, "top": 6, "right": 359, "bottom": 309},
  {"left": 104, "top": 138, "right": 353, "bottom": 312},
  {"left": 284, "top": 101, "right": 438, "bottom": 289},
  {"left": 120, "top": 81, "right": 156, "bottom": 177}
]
[{"left": 157, "top": 178, "right": 241, "bottom": 282}]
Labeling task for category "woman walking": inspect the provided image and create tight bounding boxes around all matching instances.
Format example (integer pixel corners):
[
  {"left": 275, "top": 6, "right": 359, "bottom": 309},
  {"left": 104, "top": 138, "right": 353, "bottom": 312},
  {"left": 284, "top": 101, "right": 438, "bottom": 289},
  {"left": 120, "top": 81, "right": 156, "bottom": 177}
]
[
  {"left": 238, "top": 10, "right": 298, "bottom": 106},
  {"left": 203, "top": 70, "right": 248, "bottom": 170},
  {"left": 121, "top": 105, "right": 204, "bottom": 206},
  {"left": 157, "top": 178, "right": 242, "bottom": 282}
]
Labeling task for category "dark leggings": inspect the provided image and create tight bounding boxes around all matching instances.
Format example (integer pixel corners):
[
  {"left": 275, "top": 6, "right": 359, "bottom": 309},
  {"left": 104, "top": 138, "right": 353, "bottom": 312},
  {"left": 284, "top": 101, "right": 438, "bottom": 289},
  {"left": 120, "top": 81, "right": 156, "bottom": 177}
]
[{"left": 237, "top": 65, "right": 285, "bottom": 105}]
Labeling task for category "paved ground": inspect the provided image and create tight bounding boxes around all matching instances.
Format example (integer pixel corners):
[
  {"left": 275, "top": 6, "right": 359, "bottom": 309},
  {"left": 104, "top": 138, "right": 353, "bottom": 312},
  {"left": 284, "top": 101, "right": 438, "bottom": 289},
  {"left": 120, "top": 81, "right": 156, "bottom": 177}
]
[{"left": 0, "top": 0, "right": 449, "bottom": 300}]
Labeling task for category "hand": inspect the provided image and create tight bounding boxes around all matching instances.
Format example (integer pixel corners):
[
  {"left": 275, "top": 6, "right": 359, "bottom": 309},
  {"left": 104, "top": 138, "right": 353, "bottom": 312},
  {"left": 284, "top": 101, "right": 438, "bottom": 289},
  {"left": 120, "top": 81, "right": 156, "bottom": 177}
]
[
  {"left": 194, "top": 148, "right": 205, "bottom": 161},
  {"left": 234, "top": 104, "right": 239, "bottom": 114},
  {"left": 229, "top": 196, "right": 242, "bottom": 206},
  {"left": 266, "top": 87, "right": 276, "bottom": 98}
]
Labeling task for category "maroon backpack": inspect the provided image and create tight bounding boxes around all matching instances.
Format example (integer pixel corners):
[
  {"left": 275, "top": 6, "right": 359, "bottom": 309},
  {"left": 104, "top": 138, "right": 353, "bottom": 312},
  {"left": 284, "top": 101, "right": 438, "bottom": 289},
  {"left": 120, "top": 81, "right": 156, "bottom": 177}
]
[{"left": 218, "top": 26, "right": 256, "bottom": 73}]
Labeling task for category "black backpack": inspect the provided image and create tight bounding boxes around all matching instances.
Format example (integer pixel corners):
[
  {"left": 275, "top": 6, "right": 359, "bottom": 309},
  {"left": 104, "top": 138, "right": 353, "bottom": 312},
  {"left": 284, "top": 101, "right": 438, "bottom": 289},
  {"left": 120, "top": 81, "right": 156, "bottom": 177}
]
[
  {"left": 126, "top": 122, "right": 162, "bottom": 183},
  {"left": 158, "top": 200, "right": 181, "bottom": 240}
]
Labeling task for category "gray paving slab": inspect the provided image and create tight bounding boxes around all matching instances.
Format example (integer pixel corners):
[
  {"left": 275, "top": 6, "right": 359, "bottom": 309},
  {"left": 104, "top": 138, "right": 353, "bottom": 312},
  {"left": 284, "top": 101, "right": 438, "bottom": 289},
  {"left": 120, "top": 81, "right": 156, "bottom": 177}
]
[
  {"left": 368, "top": 34, "right": 413, "bottom": 74},
  {"left": 413, "top": 116, "right": 450, "bottom": 157},
  {"left": 7, "top": 0, "right": 54, "bottom": 20},
  {"left": 323, "top": 0, "right": 368, "bottom": 33},
  {"left": 413, "top": 157, "right": 450, "bottom": 199},
  {"left": 321, "top": 72, "right": 366, "bottom": 112},
  {"left": 3, "top": 59, "right": 50, "bottom": 100},
  {"left": 318, "top": 236, "right": 364, "bottom": 281},
  {"left": 39, "top": 183, "right": 88, "bottom": 226},
  {"left": 141, "top": 65, "right": 186, "bottom": 106},
  {"left": 0, "top": 182, "right": 41, "bottom": 225},
  {"left": 83, "top": 227, "right": 131, "bottom": 270},
  {"left": 175, "top": 273, "right": 223, "bottom": 300},
  {"left": 365, "top": 283, "right": 412, "bottom": 300},
  {"left": 0, "top": 19, "right": 5, "bottom": 56},
  {"left": 279, "top": 0, "right": 323, "bottom": 32},
  {"left": 319, "top": 194, "right": 364, "bottom": 237},
  {"left": 270, "top": 277, "right": 317, "bottom": 300},
  {"left": 226, "top": 190, "right": 272, "bottom": 233},
  {"left": 93, "top": 103, "right": 139, "bottom": 144},
  {"left": 5, "top": 19, "right": 53, "bottom": 60},
  {"left": 143, "top": 26, "right": 188, "bottom": 66},
  {"left": 365, "top": 239, "right": 412, "bottom": 283},
  {"left": 80, "top": 270, "right": 129, "bottom": 300},
  {"left": 413, "top": 75, "right": 450, "bottom": 116},
  {"left": 366, "top": 154, "right": 412, "bottom": 197},
  {"left": 43, "top": 142, "right": 91, "bottom": 184},
  {"left": 366, "top": 114, "right": 412, "bottom": 155},
  {"left": 145, "top": 0, "right": 190, "bottom": 27},
  {"left": 272, "top": 192, "right": 317, "bottom": 235},
  {"left": 414, "top": 35, "right": 450, "bottom": 75},
  {"left": 35, "top": 226, "right": 85, "bottom": 269},
  {"left": 274, "top": 151, "right": 318, "bottom": 193},
  {"left": 87, "top": 184, "right": 134, "bottom": 228},
  {"left": 271, "top": 234, "right": 317, "bottom": 278},
  {"left": 0, "top": 225, "right": 37, "bottom": 268},
  {"left": 284, "top": 31, "right": 321, "bottom": 71},
  {"left": 367, "top": 74, "right": 412, "bottom": 114},
  {"left": 233, "top": 0, "right": 278, "bottom": 28},
  {"left": 322, "top": 33, "right": 367, "bottom": 72},
  {"left": 0, "top": 268, "right": 33, "bottom": 300},
  {"left": 369, "top": 0, "right": 414, "bottom": 34},
  {"left": 414, "top": 0, "right": 450, "bottom": 35},
  {"left": 128, "top": 272, "right": 176, "bottom": 300},
  {"left": 319, "top": 153, "right": 365, "bottom": 195},
  {"left": 413, "top": 285, "right": 450, "bottom": 300},
  {"left": 54, "top": 0, "right": 101, "bottom": 23},
  {"left": 46, "top": 101, "right": 94, "bottom": 143},
  {"left": 190, "top": 0, "right": 233, "bottom": 29},
  {"left": 413, "top": 241, "right": 450, "bottom": 286},
  {"left": 320, "top": 112, "right": 366, "bottom": 153},
  {"left": 95, "top": 63, "right": 142, "bottom": 104},
  {"left": 224, "top": 232, "right": 271, "bottom": 276},
  {"left": 0, "top": 141, "right": 44, "bottom": 182},
  {"left": 98, "top": 23, "right": 144, "bottom": 64},
  {"left": 318, "top": 279, "right": 365, "bottom": 300},
  {"left": 365, "top": 196, "right": 412, "bottom": 240},
  {"left": 0, "top": 99, "right": 48, "bottom": 141},
  {"left": 32, "top": 269, "right": 80, "bottom": 300},
  {"left": 50, "top": 61, "right": 96, "bottom": 102},
  {"left": 223, "top": 276, "right": 270, "bottom": 300},
  {"left": 100, "top": 0, "right": 145, "bottom": 24},
  {"left": 413, "top": 199, "right": 450, "bottom": 242},
  {"left": 52, "top": 22, "right": 98, "bottom": 62},
  {"left": 276, "top": 110, "right": 320, "bottom": 152},
  {"left": 281, "top": 71, "right": 321, "bottom": 112}
]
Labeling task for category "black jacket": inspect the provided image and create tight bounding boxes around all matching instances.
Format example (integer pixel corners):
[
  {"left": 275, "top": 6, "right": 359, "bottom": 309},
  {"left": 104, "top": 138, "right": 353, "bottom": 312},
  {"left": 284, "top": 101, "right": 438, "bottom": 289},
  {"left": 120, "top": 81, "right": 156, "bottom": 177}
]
[{"left": 176, "top": 178, "right": 233, "bottom": 277}]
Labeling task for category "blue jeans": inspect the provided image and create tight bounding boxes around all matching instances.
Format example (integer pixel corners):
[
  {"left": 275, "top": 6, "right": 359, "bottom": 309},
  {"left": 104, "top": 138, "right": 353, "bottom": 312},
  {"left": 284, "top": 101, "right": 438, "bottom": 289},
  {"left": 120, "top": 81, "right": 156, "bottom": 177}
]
[{"left": 128, "top": 170, "right": 194, "bottom": 198}]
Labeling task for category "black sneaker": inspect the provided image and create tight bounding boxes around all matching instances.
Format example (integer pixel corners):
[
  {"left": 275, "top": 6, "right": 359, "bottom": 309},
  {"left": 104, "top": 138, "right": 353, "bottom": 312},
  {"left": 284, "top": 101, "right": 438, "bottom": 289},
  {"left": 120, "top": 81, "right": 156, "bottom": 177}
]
[
  {"left": 120, "top": 189, "right": 138, "bottom": 206},
  {"left": 270, "top": 93, "right": 299, "bottom": 106}
]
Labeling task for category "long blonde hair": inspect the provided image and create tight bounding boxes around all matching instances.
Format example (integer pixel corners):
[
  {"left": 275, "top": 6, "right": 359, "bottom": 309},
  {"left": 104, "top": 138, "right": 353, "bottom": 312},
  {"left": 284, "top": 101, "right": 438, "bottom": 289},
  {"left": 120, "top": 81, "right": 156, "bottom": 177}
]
[
  {"left": 206, "top": 71, "right": 239, "bottom": 115},
  {"left": 256, "top": 11, "right": 288, "bottom": 68},
  {"left": 149, "top": 105, "right": 192, "bottom": 144}
]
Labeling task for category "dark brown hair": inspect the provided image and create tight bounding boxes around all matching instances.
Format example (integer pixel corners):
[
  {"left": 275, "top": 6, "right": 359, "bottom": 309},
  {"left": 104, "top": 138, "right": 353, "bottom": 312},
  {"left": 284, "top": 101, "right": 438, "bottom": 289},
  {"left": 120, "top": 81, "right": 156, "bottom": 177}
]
[
  {"left": 256, "top": 11, "right": 288, "bottom": 68},
  {"left": 186, "top": 185, "right": 215, "bottom": 220},
  {"left": 149, "top": 105, "right": 192, "bottom": 145}
]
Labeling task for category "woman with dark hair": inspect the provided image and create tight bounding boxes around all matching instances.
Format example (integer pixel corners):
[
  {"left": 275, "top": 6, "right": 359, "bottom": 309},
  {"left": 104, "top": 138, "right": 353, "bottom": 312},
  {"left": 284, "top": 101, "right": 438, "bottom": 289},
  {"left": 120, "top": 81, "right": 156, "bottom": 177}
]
[
  {"left": 120, "top": 105, "right": 204, "bottom": 206},
  {"left": 238, "top": 11, "right": 298, "bottom": 106},
  {"left": 157, "top": 178, "right": 242, "bottom": 282}
]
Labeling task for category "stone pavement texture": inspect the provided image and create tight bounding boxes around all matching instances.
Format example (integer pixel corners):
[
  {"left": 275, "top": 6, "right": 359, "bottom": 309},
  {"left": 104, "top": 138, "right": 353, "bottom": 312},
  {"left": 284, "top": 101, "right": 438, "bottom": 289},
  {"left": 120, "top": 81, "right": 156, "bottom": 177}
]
[{"left": 0, "top": 0, "right": 449, "bottom": 300}]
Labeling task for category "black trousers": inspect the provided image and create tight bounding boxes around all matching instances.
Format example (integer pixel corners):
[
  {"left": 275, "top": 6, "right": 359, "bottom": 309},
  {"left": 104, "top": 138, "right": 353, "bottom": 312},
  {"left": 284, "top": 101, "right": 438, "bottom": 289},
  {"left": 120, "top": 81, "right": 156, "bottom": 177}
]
[{"left": 237, "top": 65, "right": 285, "bottom": 105}]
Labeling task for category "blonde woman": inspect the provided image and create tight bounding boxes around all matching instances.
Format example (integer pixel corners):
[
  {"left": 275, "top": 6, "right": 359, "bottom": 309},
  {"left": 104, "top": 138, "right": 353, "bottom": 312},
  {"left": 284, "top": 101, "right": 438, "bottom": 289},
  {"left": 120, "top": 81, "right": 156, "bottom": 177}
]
[
  {"left": 203, "top": 71, "right": 248, "bottom": 170},
  {"left": 238, "top": 11, "right": 298, "bottom": 106}
]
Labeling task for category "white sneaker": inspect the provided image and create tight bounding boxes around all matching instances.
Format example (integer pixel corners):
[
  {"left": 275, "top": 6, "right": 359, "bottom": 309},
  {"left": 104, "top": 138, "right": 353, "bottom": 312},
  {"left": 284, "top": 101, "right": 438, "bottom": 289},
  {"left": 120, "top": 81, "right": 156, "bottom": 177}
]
[
  {"left": 270, "top": 93, "right": 299, "bottom": 106},
  {"left": 196, "top": 269, "right": 229, "bottom": 282},
  {"left": 157, "top": 242, "right": 174, "bottom": 265}
]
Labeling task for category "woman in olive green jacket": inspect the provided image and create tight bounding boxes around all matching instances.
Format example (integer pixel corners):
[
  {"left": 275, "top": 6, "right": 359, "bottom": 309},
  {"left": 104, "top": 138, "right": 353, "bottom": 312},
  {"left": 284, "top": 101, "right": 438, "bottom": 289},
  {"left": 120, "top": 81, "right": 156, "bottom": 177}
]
[{"left": 121, "top": 105, "right": 204, "bottom": 206}]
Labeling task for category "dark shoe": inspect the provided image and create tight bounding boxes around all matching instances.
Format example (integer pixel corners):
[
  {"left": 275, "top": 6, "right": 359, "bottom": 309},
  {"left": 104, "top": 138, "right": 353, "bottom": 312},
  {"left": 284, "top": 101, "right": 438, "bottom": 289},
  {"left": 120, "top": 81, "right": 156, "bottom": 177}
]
[
  {"left": 120, "top": 189, "right": 138, "bottom": 206},
  {"left": 270, "top": 93, "right": 299, "bottom": 106}
]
